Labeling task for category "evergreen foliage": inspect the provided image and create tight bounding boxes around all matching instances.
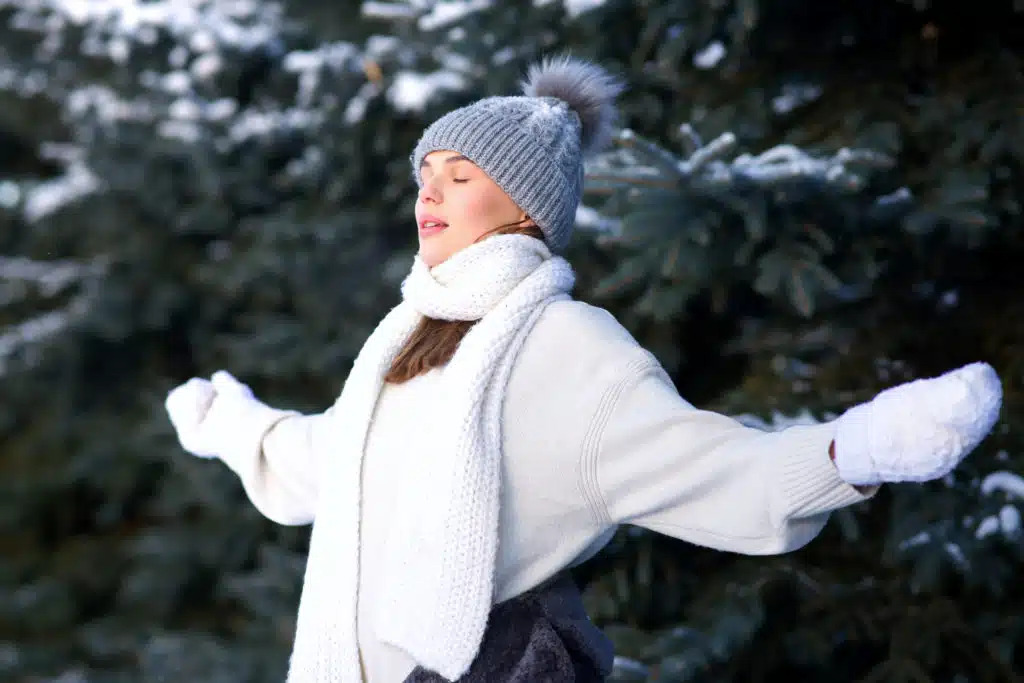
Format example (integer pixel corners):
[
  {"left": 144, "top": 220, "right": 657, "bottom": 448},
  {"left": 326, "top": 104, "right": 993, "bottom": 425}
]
[{"left": 1, "top": 1, "right": 1021, "bottom": 680}]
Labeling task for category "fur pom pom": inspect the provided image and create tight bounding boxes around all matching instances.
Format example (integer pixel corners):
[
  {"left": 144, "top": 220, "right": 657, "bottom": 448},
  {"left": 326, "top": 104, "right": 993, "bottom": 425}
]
[{"left": 521, "top": 55, "right": 623, "bottom": 157}]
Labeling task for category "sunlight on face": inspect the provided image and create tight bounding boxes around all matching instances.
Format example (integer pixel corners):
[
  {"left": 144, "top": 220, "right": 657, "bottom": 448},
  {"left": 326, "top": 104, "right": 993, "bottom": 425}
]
[{"left": 415, "top": 150, "right": 530, "bottom": 268}]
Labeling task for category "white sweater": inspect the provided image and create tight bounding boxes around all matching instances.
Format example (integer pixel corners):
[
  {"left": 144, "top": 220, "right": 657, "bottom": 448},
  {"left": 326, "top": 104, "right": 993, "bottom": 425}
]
[{"left": 219, "top": 299, "right": 875, "bottom": 682}]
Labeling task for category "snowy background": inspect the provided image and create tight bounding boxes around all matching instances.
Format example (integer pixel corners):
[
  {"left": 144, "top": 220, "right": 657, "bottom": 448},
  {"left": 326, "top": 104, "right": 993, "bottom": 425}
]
[{"left": 1, "top": 1, "right": 1022, "bottom": 681}]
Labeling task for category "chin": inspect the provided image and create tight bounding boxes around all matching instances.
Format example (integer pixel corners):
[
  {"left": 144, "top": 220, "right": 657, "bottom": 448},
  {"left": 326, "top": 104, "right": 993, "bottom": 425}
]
[{"left": 418, "top": 246, "right": 447, "bottom": 268}]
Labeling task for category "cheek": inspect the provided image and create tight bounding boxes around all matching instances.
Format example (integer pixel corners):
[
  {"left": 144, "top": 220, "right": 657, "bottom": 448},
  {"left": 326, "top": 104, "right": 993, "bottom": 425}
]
[
  {"left": 455, "top": 188, "right": 517, "bottom": 226},
  {"left": 455, "top": 192, "right": 490, "bottom": 220}
]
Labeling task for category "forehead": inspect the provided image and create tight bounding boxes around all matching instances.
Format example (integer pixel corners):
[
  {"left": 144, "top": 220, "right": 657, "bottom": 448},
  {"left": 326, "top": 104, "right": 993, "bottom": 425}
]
[{"left": 421, "top": 150, "right": 475, "bottom": 166}]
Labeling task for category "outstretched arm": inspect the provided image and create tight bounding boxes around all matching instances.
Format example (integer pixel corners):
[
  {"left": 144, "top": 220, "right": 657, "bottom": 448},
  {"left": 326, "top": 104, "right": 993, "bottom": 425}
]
[
  {"left": 590, "top": 360, "right": 1001, "bottom": 555},
  {"left": 591, "top": 361, "right": 873, "bottom": 555},
  {"left": 166, "top": 371, "right": 333, "bottom": 525}
]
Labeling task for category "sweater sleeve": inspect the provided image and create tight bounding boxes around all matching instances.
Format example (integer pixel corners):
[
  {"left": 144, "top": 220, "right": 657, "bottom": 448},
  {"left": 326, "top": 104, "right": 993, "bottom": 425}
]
[
  {"left": 590, "top": 359, "right": 877, "bottom": 555},
  {"left": 218, "top": 406, "right": 336, "bottom": 526}
]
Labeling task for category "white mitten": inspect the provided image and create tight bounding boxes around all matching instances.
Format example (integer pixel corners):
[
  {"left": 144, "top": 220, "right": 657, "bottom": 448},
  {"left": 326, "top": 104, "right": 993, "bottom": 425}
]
[
  {"left": 165, "top": 370, "right": 289, "bottom": 462},
  {"left": 165, "top": 376, "right": 218, "bottom": 457},
  {"left": 833, "top": 362, "right": 1002, "bottom": 486}
]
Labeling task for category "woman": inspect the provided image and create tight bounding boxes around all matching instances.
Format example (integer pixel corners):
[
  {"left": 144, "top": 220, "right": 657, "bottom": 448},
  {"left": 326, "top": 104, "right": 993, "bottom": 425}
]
[{"left": 165, "top": 56, "right": 1003, "bottom": 683}]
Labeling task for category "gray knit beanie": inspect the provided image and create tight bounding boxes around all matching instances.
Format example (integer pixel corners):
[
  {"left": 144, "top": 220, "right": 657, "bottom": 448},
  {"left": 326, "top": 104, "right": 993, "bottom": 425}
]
[{"left": 411, "top": 55, "right": 623, "bottom": 253}]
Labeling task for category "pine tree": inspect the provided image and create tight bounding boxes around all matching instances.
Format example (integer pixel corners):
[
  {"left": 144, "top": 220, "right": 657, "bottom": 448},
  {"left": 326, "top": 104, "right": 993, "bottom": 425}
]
[
  {"left": 1, "top": 0, "right": 1021, "bottom": 681},
  {"left": 0, "top": 1, "right": 390, "bottom": 679},
  {"left": 569, "top": 2, "right": 1024, "bottom": 680}
]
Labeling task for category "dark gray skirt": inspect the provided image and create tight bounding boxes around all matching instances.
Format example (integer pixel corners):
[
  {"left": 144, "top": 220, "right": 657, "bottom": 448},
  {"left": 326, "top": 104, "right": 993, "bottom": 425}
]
[{"left": 402, "top": 573, "right": 613, "bottom": 683}]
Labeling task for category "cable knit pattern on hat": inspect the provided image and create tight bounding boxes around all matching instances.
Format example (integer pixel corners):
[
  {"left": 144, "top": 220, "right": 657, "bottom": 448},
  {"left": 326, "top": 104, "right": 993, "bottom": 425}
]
[{"left": 285, "top": 234, "right": 575, "bottom": 682}]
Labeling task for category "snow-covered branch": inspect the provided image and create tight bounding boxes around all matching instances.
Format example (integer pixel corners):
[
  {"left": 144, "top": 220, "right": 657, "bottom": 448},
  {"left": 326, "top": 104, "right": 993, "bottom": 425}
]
[
  {"left": 0, "top": 254, "right": 106, "bottom": 376},
  {"left": 587, "top": 127, "right": 899, "bottom": 196},
  {"left": 0, "top": 295, "right": 90, "bottom": 376}
]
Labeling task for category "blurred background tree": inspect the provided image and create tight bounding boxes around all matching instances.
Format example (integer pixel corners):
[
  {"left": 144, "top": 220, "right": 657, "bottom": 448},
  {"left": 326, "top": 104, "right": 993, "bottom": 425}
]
[{"left": 1, "top": 0, "right": 1021, "bottom": 681}]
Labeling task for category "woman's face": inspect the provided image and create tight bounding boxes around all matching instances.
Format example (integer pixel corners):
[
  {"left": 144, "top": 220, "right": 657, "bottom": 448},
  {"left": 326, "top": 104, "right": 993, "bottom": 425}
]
[{"left": 415, "top": 150, "right": 530, "bottom": 268}]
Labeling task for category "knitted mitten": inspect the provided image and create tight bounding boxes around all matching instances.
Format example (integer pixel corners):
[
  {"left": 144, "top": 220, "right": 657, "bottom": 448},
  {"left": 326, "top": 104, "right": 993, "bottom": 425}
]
[
  {"left": 833, "top": 362, "right": 1002, "bottom": 486},
  {"left": 165, "top": 370, "right": 291, "bottom": 461}
]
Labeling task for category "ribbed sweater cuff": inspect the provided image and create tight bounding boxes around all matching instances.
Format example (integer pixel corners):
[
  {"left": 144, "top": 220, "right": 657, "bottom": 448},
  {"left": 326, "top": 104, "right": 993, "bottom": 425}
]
[
  {"left": 777, "top": 422, "right": 878, "bottom": 521},
  {"left": 218, "top": 401, "right": 300, "bottom": 476}
]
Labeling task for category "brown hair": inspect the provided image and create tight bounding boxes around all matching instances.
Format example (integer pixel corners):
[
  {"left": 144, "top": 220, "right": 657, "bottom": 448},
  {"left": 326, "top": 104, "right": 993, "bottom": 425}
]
[{"left": 383, "top": 222, "right": 546, "bottom": 384}]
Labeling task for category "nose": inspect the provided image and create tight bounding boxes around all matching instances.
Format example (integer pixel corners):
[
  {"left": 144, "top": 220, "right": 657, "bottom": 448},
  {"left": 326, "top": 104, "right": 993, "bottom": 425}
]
[{"left": 418, "top": 178, "right": 440, "bottom": 204}]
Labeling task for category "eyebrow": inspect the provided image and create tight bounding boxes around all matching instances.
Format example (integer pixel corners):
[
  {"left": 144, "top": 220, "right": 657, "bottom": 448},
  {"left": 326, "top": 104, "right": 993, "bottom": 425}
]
[{"left": 419, "top": 154, "right": 472, "bottom": 169}]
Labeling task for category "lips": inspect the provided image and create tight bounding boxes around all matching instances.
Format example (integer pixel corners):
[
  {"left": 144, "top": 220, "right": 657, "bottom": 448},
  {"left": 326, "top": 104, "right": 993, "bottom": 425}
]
[{"left": 418, "top": 213, "right": 448, "bottom": 237}]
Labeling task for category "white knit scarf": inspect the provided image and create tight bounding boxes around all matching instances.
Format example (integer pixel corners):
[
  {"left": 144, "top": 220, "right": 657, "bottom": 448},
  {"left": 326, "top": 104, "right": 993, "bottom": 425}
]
[{"left": 286, "top": 234, "right": 576, "bottom": 682}]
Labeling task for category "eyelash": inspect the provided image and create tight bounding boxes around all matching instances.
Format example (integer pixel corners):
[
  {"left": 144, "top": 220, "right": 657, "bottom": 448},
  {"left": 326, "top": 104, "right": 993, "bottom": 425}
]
[{"left": 419, "top": 173, "right": 470, "bottom": 184}]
